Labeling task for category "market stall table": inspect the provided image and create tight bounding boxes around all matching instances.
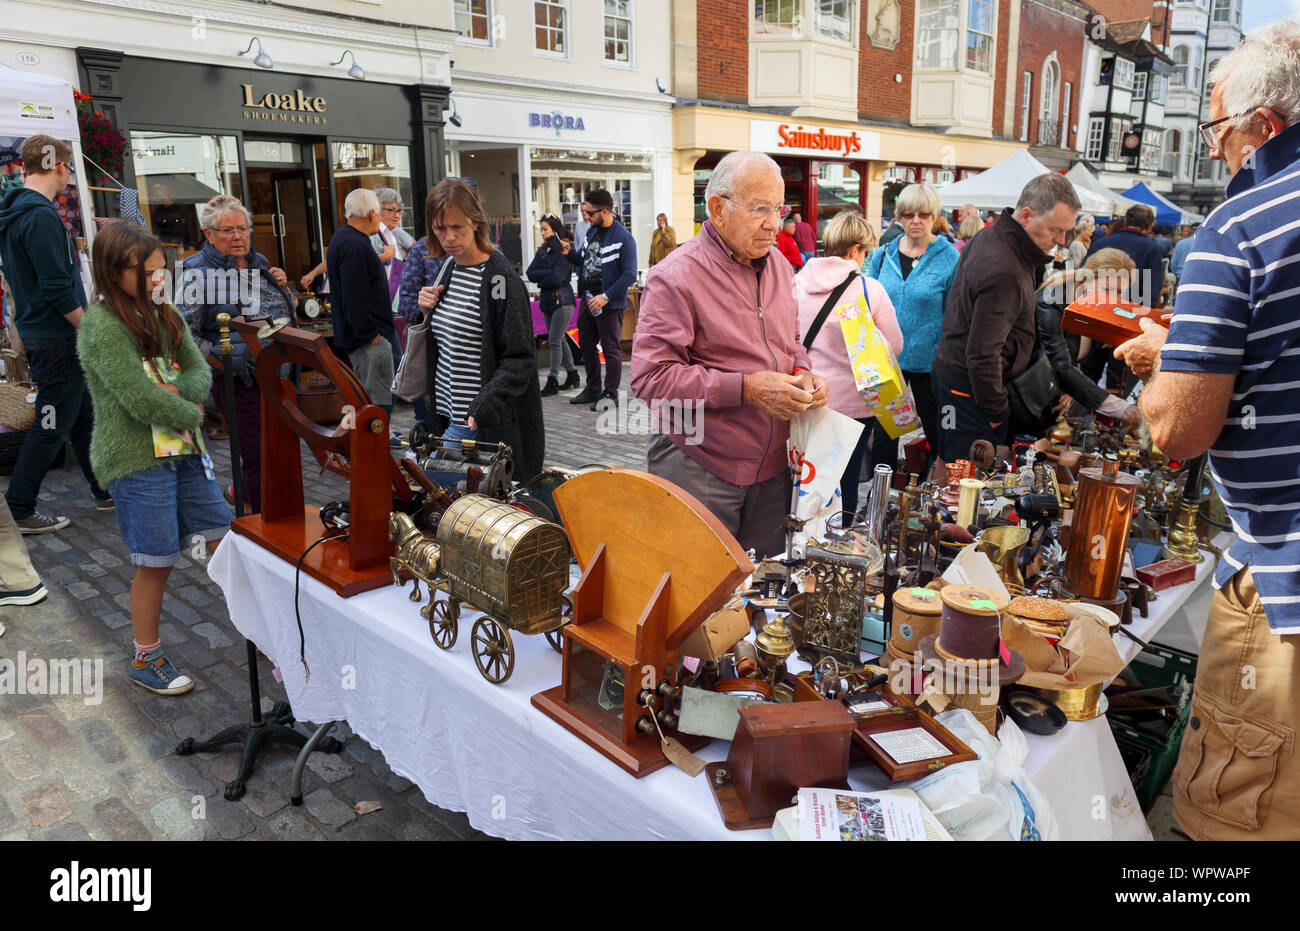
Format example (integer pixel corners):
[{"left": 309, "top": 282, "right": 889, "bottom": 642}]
[{"left": 207, "top": 532, "right": 1220, "bottom": 840}]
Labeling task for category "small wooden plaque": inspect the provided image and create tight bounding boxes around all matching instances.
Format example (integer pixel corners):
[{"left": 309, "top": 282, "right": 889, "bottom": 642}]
[{"left": 855, "top": 706, "right": 978, "bottom": 782}]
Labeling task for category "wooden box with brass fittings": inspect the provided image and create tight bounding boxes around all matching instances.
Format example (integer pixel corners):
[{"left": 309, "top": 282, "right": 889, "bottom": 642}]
[
  {"left": 706, "top": 702, "right": 856, "bottom": 830},
  {"left": 532, "top": 469, "right": 753, "bottom": 778}
]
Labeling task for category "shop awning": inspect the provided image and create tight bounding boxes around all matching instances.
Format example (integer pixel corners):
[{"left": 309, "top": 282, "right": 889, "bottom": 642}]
[
  {"left": 936, "top": 148, "right": 1122, "bottom": 217},
  {"left": 1121, "top": 182, "right": 1205, "bottom": 225},
  {"left": 135, "top": 172, "right": 221, "bottom": 204},
  {"left": 1064, "top": 164, "right": 1144, "bottom": 218}
]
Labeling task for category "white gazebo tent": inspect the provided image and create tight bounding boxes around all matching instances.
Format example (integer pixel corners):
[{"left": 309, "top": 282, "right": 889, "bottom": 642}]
[
  {"left": 936, "top": 148, "right": 1123, "bottom": 218},
  {"left": 0, "top": 63, "right": 95, "bottom": 250},
  {"left": 1065, "top": 163, "right": 1145, "bottom": 219}
]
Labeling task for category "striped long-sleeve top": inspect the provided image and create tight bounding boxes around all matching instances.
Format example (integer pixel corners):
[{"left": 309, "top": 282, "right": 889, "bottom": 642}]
[{"left": 1159, "top": 121, "right": 1300, "bottom": 634}]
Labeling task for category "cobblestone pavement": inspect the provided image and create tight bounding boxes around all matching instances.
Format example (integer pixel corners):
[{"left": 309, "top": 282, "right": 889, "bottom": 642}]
[{"left": 0, "top": 368, "right": 646, "bottom": 841}]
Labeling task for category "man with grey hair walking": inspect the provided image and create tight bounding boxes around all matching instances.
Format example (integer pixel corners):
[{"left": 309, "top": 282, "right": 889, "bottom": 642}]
[
  {"left": 1114, "top": 18, "right": 1300, "bottom": 841},
  {"left": 632, "top": 150, "right": 828, "bottom": 556},
  {"left": 327, "top": 187, "right": 394, "bottom": 416},
  {"left": 931, "top": 172, "right": 1080, "bottom": 460}
]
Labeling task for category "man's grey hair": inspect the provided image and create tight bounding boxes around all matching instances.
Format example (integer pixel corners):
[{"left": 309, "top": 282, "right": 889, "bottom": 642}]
[
  {"left": 1213, "top": 19, "right": 1300, "bottom": 131},
  {"left": 373, "top": 187, "right": 401, "bottom": 206},
  {"left": 200, "top": 194, "right": 252, "bottom": 230},
  {"left": 1074, "top": 214, "right": 1095, "bottom": 235},
  {"left": 344, "top": 187, "right": 381, "bottom": 220},
  {"left": 1017, "top": 172, "right": 1081, "bottom": 215},
  {"left": 704, "top": 150, "right": 782, "bottom": 202}
]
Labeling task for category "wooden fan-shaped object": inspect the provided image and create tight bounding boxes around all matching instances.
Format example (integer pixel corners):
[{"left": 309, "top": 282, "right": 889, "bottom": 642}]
[{"left": 532, "top": 469, "right": 753, "bottom": 777}]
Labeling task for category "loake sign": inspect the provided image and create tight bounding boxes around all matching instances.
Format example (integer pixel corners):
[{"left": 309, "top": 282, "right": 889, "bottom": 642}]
[{"left": 240, "top": 84, "right": 329, "bottom": 125}]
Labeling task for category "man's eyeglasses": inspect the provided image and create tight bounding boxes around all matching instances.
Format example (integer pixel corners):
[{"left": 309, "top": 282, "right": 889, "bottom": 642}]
[
  {"left": 1199, "top": 108, "right": 1287, "bottom": 150},
  {"left": 381, "top": 205, "right": 404, "bottom": 214},
  {"left": 581, "top": 207, "right": 608, "bottom": 219},
  {"left": 721, "top": 196, "right": 791, "bottom": 221},
  {"left": 212, "top": 226, "right": 250, "bottom": 236}
]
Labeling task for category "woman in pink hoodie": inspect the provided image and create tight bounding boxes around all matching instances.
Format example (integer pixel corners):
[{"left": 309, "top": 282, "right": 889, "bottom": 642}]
[{"left": 794, "top": 210, "right": 903, "bottom": 516}]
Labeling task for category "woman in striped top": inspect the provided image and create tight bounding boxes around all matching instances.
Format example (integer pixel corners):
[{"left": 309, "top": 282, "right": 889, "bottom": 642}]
[{"left": 414, "top": 179, "right": 545, "bottom": 481}]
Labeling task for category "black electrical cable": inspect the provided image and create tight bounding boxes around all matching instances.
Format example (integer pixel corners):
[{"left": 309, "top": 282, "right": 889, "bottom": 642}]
[{"left": 294, "top": 529, "right": 348, "bottom": 681}]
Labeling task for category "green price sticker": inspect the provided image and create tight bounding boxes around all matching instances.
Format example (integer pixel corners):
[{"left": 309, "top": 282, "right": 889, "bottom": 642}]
[
  {"left": 969, "top": 598, "right": 998, "bottom": 610},
  {"left": 910, "top": 588, "right": 935, "bottom": 599}
]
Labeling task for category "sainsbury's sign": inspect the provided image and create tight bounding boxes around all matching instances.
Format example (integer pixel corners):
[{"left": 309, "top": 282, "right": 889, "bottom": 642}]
[{"left": 749, "top": 120, "right": 881, "bottom": 160}]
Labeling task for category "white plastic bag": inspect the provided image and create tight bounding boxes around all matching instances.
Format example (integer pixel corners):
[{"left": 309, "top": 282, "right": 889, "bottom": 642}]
[
  {"left": 909, "top": 709, "right": 1059, "bottom": 841},
  {"left": 786, "top": 405, "right": 864, "bottom": 557}
]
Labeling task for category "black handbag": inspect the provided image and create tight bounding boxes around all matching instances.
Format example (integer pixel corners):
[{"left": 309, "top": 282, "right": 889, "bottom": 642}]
[{"left": 1006, "top": 352, "right": 1059, "bottom": 435}]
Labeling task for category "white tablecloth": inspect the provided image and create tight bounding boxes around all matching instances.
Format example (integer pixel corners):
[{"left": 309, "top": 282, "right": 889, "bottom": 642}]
[{"left": 208, "top": 532, "right": 1220, "bottom": 841}]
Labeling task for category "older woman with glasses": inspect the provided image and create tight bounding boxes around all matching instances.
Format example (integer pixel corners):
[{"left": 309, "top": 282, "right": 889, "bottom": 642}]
[
  {"left": 175, "top": 194, "right": 293, "bottom": 513},
  {"left": 864, "top": 182, "right": 959, "bottom": 470}
]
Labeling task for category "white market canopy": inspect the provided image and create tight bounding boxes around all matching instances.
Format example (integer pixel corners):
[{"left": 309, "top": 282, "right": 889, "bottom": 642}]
[
  {"left": 1065, "top": 163, "right": 1145, "bottom": 218},
  {"left": 936, "top": 148, "right": 1123, "bottom": 218},
  {"left": 0, "top": 64, "right": 95, "bottom": 249},
  {"left": 0, "top": 64, "right": 81, "bottom": 139}
]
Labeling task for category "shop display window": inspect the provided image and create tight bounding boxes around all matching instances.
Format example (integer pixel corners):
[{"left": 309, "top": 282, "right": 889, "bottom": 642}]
[
  {"left": 131, "top": 131, "right": 242, "bottom": 259},
  {"left": 330, "top": 142, "right": 414, "bottom": 239},
  {"left": 816, "top": 162, "right": 861, "bottom": 238}
]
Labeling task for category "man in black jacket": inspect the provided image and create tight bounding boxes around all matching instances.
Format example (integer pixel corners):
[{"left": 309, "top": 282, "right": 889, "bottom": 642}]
[
  {"left": 931, "top": 173, "right": 1080, "bottom": 462},
  {"left": 0, "top": 135, "right": 111, "bottom": 533},
  {"left": 1084, "top": 203, "right": 1163, "bottom": 308},
  {"left": 563, "top": 188, "right": 637, "bottom": 410},
  {"left": 327, "top": 188, "right": 394, "bottom": 416}
]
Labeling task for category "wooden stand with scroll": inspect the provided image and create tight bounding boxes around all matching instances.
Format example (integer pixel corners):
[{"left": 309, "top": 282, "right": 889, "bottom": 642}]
[
  {"left": 531, "top": 469, "right": 754, "bottom": 777},
  {"left": 229, "top": 323, "right": 413, "bottom": 598}
]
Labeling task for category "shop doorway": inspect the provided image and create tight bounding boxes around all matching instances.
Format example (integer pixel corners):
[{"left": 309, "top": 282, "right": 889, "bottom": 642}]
[{"left": 243, "top": 137, "right": 324, "bottom": 285}]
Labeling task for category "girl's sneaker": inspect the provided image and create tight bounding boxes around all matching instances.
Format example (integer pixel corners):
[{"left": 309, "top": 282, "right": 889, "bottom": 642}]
[{"left": 129, "top": 650, "right": 194, "bottom": 695}]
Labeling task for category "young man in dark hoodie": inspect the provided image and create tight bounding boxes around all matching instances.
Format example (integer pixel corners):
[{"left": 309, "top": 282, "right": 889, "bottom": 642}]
[
  {"left": 931, "top": 172, "right": 1080, "bottom": 462},
  {"left": 0, "top": 135, "right": 111, "bottom": 533}
]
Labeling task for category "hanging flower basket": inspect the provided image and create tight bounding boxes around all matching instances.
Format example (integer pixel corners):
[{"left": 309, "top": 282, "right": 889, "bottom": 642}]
[{"left": 73, "top": 91, "right": 126, "bottom": 184}]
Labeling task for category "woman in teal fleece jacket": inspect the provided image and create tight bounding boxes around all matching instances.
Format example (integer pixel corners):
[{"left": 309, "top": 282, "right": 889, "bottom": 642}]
[{"left": 78, "top": 222, "right": 232, "bottom": 696}]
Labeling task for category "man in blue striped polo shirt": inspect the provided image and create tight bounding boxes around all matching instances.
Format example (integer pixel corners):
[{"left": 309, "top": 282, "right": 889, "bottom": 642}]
[{"left": 1116, "top": 19, "right": 1300, "bottom": 840}]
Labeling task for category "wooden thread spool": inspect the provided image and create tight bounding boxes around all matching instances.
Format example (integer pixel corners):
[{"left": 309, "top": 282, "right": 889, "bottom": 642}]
[
  {"left": 936, "top": 585, "right": 1009, "bottom": 662},
  {"left": 890, "top": 587, "right": 943, "bottom": 656},
  {"left": 945, "top": 689, "right": 1000, "bottom": 735},
  {"left": 885, "top": 641, "right": 925, "bottom": 696}
]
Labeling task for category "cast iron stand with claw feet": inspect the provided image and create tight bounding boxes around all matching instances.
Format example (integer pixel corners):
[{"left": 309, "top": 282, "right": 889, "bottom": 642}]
[{"left": 173, "top": 313, "right": 343, "bottom": 801}]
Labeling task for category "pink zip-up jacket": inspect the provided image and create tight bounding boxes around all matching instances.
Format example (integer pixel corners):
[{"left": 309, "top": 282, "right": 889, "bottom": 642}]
[
  {"left": 793, "top": 256, "right": 903, "bottom": 421},
  {"left": 631, "top": 221, "right": 811, "bottom": 487}
]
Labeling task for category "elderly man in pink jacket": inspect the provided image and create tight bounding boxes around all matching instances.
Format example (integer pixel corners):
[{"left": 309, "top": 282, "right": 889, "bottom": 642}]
[{"left": 632, "top": 150, "right": 829, "bottom": 556}]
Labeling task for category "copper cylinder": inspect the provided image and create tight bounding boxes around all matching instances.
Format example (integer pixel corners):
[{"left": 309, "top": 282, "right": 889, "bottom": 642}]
[{"left": 1064, "top": 467, "right": 1142, "bottom": 600}]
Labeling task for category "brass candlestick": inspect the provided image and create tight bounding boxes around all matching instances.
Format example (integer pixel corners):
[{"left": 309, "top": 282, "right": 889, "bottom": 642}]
[{"left": 1163, "top": 454, "right": 1207, "bottom": 564}]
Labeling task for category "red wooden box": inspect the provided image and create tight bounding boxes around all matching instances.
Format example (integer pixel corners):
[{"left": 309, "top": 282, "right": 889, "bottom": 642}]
[
  {"left": 1136, "top": 557, "right": 1196, "bottom": 591},
  {"left": 1061, "top": 297, "right": 1163, "bottom": 347}
]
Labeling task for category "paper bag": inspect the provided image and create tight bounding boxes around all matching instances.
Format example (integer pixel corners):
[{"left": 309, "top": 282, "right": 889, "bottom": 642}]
[
  {"left": 679, "top": 596, "right": 750, "bottom": 661},
  {"left": 787, "top": 405, "right": 864, "bottom": 557},
  {"left": 837, "top": 293, "right": 920, "bottom": 438}
]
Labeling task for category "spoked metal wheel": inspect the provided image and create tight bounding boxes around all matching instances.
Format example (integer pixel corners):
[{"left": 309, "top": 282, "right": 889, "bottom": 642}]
[
  {"left": 428, "top": 599, "right": 458, "bottom": 650},
  {"left": 544, "top": 623, "right": 567, "bottom": 654},
  {"left": 472, "top": 617, "right": 516, "bottom": 684}
]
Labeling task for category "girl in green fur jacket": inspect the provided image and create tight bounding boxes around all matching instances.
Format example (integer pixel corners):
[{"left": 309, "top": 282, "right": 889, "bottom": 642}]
[{"left": 78, "top": 222, "right": 233, "bottom": 695}]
